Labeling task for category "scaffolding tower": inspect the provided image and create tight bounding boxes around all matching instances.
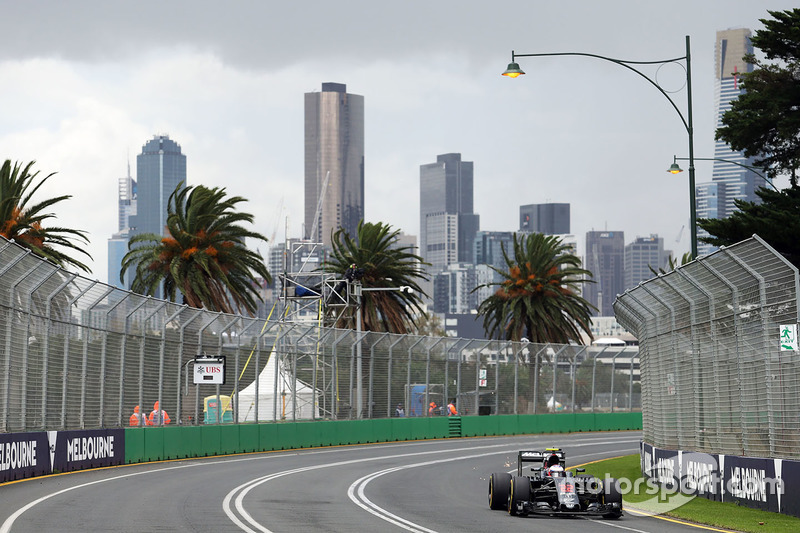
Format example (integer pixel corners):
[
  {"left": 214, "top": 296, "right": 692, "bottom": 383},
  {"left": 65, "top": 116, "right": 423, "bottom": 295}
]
[{"left": 274, "top": 239, "right": 353, "bottom": 419}]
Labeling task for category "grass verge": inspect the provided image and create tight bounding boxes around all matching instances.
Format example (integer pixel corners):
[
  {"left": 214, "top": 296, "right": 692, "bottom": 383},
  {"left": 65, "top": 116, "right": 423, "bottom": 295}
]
[{"left": 573, "top": 454, "right": 800, "bottom": 533}]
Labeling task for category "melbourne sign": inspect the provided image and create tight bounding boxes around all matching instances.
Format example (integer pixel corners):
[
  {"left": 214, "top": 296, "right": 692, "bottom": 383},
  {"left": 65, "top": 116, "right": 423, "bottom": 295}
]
[
  {"left": 52, "top": 429, "right": 125, "bottom": 473},
  {"left": 642, "top": 443, "right": 784, "bottom": 514},
  {"left": 0, "top": 432, "right": 50, "bottom": 482},
  {"left": 0, "top": 429, "right": 125, "bottom": 483}
]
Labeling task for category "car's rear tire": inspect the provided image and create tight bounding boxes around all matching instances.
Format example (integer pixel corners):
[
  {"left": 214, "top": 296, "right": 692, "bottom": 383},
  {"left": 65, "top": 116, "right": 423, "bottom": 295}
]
[
  {"left": 488, "top": 472, "right": 512, "bottom": 510},
  {"left": 603, "top": 477, "right": 623, "bottom": 519},
  {"left": 508, "top": 476, "right": 531, "bottom": 516}
]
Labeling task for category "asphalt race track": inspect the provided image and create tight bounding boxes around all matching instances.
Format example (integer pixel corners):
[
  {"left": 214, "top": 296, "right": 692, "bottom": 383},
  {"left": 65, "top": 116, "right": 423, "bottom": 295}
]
[{"left": 0, "top": 431, "right": 731, "bottom": 533}]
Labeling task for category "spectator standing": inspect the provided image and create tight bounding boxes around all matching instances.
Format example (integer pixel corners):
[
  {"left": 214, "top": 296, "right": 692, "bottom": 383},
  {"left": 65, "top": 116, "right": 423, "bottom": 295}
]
[
  {"left": 447, "top": 399, "right": 458, "bottom": 416},
  {"left": 149, "top": 401, "right": 172, "bottom": 426},
  {"left": 395, "top": 404, "right": 405, "bottom": 417},
  {"left": 129, "top": 405, "right": 149, "bottom": 426}
]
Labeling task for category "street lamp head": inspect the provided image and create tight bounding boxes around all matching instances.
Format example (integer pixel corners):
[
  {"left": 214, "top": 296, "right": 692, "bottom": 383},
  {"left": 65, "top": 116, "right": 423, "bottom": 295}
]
[
  {"left": 502, "top": 61, "right": 525, "bottom": 78},
  {"left": 667, "top": 162, "right": 684, "bottom": 174},
  {"left": 400, "top": 286, "right": 413, "bottom": 294}
]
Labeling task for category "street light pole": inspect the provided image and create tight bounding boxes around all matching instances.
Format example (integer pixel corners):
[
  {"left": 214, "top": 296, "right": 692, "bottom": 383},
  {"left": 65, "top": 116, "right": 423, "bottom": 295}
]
[
  {"left": 355, "top": 282, "right": 363, "bottom": 419},
  {"left": 504, "top": 36, "right": 697, "bottom": 258},
  {"left": 668, "top": 155, "right": 777, "bottom": 191}
]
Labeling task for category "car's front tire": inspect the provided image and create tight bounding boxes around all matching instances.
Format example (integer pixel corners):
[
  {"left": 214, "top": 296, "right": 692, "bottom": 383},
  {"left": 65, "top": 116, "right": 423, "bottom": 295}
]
[
  {"left": 488, "top": 472, "right": 512, "bottom": 510},
  {"left": 602, "top": 477, "right": 623, "bottom": 519},
  {"left": 508, "top": 476, "right": 531, "bottom": 516}
]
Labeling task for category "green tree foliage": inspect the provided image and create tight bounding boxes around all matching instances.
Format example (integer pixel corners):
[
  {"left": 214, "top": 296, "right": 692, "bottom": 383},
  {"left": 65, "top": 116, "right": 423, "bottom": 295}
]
[
  {"left": 648, "top": 251, "right": 693, "bottom": 276},
  {"left": 409, "top": 312, "right": 445, "bottom": 337},
  {"left": 0, "top": 160, "right": 91, "bottom": 273},
  {"left": 698, "top": 186, "right": 800, "bottom": 267},
  {"left": 121, "top": 183, "right": 271, "bottom": 315},
  {"left": 475, "top": 233, "right": 595, "bottom": 344},
  {"left": 324, "top": 220, "right": 429, "bottom": 333},
  {"left": 715, "top": 8, "right": 800, "bottom": 186}
]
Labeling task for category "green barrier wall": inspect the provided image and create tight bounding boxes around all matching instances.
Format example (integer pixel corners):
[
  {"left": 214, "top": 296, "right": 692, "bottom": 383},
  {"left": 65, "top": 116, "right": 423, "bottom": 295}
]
[{"left": 125, "top": 412, "right": 642, "bottom": 465}]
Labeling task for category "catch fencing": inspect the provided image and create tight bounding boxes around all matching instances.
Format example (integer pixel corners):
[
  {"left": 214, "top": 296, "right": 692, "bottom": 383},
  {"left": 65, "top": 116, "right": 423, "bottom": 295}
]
[
  {"left": 615, "top": 235, "right": 800, "bottom": 459},
  {"left": 0, "top": 236, "right": 638, "bottom": 433}
]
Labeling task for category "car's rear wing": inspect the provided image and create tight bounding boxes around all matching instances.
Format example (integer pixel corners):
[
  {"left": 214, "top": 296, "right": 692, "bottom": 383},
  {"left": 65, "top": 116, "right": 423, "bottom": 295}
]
[{"left": 517, "top": 449, "right": 566, "bottom": 475}]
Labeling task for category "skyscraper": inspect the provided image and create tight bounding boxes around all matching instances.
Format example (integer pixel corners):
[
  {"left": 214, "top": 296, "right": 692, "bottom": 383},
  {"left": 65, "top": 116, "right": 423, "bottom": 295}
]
[
  {"left": 304, "top": 82, "right": 364, "bottom": 247},
  {"left": 129, "top": 134, "right": 186, "bottom": 238},
  {"left": 624, "top": 235, "right": 671, "bottom": 290},
  {"left": 107, "top": 161, "right": 137, "bottom": 289},
  {"left": 117, "top": 161, "right": 137, "bottom": 233},
  {"left": 519, "top": 203, "right": 570, "bottom": 234},
  {"left": 473, "top": 231, "right": 514, "bottom": 270},
  {"left": 433, "top": 263, "right": 478, "bottom": 314},
  {"left": 419, "top": 153, "right": 480, "bottom": 272},
  {"left": 125, "top": 134, "right": 187, "bottom": 294},
  {"left": 696, "top": 28, "right": 767, "bottom": 256},
  {"left": 585, "top": 231, "right": 624, "bottom": 317}
]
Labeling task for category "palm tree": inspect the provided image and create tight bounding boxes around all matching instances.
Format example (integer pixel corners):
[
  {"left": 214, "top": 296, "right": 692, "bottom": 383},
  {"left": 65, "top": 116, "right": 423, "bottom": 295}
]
[
  {"left": 121, "top": 183, "right": 271, "bottom": 316},
  {"left": 475, "top": 232, "right": 595, "bottom": 344},
  {"left": 0, "top": 160, "right": 91, "bottom": 272},
  {"left": 323, "top": 221, "right": 428, "bottom": 333}
]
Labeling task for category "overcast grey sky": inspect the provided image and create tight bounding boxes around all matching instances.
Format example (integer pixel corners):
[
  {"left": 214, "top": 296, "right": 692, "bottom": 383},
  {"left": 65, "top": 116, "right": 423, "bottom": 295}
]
[{"left": 1, "top": 1, "right": 795, "bottom": 283}]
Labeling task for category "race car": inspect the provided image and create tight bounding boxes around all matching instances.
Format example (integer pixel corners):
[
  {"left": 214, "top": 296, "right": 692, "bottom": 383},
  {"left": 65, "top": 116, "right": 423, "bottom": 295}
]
[{"left": 488, "top": 447, "right": 622, "bottom": 519}]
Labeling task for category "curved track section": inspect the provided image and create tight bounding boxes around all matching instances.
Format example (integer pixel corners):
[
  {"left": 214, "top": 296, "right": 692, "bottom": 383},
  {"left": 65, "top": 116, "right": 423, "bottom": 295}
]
[{"left": 0, "top": 431, "right": 723, "bottom": 533}]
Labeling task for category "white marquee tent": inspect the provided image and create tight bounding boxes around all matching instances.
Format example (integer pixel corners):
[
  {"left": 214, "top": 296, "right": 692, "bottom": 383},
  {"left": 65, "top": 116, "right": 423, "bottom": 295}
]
[{"left": 235, "top": 350, "right": 318, "bottom": 421}]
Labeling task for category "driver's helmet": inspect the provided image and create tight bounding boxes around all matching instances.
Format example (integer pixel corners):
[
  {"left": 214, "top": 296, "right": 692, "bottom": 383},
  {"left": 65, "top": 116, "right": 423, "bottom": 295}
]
[
  {"left": 546, "top": 464, "right": 565, "bottom": 477},
  {"left": 544, "top": 453, "right": 560, "bottom": 469}
]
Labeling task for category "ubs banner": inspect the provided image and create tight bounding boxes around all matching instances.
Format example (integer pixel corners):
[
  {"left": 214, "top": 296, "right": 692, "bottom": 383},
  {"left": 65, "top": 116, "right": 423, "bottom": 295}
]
[{"left": 0, "top": 429, "right": 125, "bottom": 484}]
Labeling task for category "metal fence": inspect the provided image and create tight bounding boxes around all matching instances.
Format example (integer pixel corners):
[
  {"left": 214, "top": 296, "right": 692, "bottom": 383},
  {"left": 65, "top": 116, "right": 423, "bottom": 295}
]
[
  {"left": 615, "top": 235, "right": 800, "bottom": 459},
  {"left": 0, "top": 236, "right": 639, "bottom": 433}
]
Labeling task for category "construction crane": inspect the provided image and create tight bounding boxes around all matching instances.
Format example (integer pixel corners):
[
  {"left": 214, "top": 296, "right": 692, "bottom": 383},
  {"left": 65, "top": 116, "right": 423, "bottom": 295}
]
[
  {"left": 268, "top": 197, "right": 285, "bottom": 244},
  {"left": 675, "top": 225, "right": 685, "bottom": 243},
  {"left": 309, "top": 170, "right": 331, "bottom": 243}
]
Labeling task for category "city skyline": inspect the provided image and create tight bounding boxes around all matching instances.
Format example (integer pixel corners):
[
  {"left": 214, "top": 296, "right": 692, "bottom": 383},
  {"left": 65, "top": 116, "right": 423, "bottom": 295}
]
[{"left": 1, "top": 2, "right": 795, "bottom": 284}]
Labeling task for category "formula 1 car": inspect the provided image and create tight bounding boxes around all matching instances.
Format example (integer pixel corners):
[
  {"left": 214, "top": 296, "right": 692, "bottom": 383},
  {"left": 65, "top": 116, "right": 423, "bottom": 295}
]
[{"left": 488, "top": 448, "right": 622, "bottom": 519}]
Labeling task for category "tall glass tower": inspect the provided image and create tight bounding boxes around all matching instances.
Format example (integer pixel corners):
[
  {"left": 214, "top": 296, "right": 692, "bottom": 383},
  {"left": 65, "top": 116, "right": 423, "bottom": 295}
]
[
  {"left": 107, "top": 161, "right": 137, "bottom": 289},
  {"left": 129, "top": 134, "right": 186, "bottom": 238},
  {"left": 304, "top": 82, "right": 364, "bottom": 247},
  {"left": 697, "top": 28, "right": 766, "bottom": 256},
  {"left": 623, "top": 235, "right": 671, "bottom": 291},
  {"left": 585, "top": 231, "right": 624, "bottom": 317},
  {"left": 120, "top": 135, "right": 186, "bottom": 295},
  {"left": 419, "top": 153, "right": 480, "bottom": 272}
]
